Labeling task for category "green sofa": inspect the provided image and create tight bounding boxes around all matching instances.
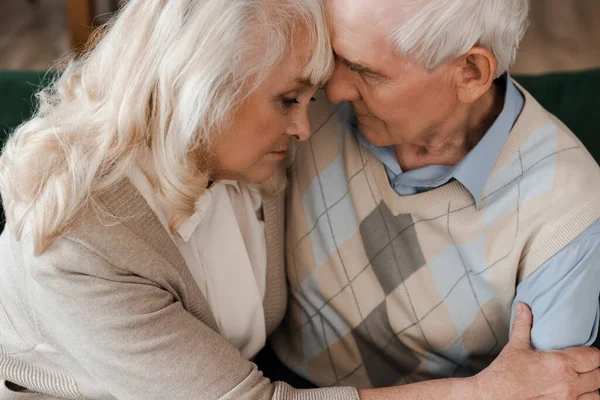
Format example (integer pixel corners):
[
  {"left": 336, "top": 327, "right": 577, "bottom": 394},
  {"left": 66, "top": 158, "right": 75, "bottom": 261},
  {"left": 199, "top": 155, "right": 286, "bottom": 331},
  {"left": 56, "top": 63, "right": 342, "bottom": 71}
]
[{"left": 1, "top": 69, "right": 600, "bottom": 233}]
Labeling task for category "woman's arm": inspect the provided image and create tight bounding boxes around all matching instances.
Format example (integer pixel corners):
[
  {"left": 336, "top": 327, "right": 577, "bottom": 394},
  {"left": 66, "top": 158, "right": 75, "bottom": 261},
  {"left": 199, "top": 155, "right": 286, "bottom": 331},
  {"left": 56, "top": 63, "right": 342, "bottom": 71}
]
[{"left": 29, "top": 237, "right": 357, "bottom": 400}]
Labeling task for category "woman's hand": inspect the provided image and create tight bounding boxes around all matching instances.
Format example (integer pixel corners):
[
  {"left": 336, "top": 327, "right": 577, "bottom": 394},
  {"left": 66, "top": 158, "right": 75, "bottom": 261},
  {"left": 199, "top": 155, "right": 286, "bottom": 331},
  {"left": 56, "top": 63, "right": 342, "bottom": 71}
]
[{"left": 475, "top": 303, "right": 600, "bottom": 400}]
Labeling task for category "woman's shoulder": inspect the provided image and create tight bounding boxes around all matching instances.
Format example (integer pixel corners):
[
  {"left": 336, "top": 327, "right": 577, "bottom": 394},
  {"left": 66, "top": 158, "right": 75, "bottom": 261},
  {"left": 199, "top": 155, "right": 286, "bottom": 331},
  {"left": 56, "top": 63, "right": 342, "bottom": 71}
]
[
  {"left": 63, "top": 188, "right": 186, "bottom": 280},
  {"left": 0, "top": 207, "right": 162, "bottom": 284},
  {"left": 2, "top": 179, "right": 183, "bottom": 282}
]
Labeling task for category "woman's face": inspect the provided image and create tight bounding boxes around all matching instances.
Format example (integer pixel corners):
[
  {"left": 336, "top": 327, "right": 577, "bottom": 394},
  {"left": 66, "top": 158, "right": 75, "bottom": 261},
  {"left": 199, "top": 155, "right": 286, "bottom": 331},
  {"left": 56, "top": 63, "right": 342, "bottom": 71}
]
[{"left": 211, "top": 39, "right": 320, "bottom": 182}]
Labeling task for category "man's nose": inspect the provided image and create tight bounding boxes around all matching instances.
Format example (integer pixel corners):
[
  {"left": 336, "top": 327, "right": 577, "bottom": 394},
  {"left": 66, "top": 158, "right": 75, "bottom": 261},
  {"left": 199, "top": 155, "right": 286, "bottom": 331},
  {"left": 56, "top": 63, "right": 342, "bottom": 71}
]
[{"left": 325, "top": 63, "right": 361, "bottom": 104}]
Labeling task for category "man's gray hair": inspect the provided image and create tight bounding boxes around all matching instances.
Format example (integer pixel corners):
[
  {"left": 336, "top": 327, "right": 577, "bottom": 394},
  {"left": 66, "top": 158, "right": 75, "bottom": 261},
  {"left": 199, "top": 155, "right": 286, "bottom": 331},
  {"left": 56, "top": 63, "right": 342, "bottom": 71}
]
[{"left": 390, "top": 0, "right": 530, "bottom": 77}]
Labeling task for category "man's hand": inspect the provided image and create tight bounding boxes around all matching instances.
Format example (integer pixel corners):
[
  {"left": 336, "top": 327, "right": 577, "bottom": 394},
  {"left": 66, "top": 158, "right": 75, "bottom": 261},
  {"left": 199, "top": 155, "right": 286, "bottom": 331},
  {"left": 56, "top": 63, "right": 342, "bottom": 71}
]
[{"left": 475, "top": 303, "right": 600, "bottom": 400}]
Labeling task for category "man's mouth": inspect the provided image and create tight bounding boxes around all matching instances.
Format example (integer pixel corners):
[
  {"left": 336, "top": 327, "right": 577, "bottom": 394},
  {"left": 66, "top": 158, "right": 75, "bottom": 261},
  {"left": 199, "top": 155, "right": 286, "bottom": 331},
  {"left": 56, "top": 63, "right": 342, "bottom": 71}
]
[{"left": 350, "top": 102, "right": 376, "bottom": 119}]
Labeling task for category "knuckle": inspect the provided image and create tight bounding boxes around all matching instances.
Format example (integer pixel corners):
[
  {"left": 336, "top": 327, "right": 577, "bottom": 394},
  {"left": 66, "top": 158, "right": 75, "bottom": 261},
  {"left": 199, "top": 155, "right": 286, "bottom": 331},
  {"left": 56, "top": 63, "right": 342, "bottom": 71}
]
[
  {"left": 587, "top": 353, "right": 600, "bottom": 370},
  {"left": 591, "top": 348, "right": 600, "bottom": 366},
  {"left": 561, "top": 387, "right": 578, "bottom": 400},
  {"left": 583, "top": 347, "right": 600, "bottom": 366},
  {"left": 550, "top": 353, "right": 571, "bottom": 373}
]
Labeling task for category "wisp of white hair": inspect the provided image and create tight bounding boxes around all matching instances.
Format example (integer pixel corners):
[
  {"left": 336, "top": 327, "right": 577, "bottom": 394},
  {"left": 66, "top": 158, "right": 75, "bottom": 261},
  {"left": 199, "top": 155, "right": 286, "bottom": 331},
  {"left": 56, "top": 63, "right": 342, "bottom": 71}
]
[
  {"left": 390, "top": 0, "right": 529, "bottom": 77},
  {"left": 0, "top": 0, "right": 334, "bottom": 253}
]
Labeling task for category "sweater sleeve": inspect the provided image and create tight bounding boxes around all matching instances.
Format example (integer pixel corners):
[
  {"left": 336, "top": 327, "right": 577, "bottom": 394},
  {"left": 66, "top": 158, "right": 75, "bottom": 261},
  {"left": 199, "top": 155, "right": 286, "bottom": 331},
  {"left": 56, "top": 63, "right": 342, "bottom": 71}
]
[{"left": 27, "top": 237, "right": 358, "bottom": 400}]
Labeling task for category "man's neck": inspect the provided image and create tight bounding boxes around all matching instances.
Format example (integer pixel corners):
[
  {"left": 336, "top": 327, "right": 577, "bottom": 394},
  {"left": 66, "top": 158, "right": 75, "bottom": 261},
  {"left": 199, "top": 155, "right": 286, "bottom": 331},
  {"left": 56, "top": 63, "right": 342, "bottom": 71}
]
[{"left": 394, "top": 81, "right": 505, "bottom": 172}]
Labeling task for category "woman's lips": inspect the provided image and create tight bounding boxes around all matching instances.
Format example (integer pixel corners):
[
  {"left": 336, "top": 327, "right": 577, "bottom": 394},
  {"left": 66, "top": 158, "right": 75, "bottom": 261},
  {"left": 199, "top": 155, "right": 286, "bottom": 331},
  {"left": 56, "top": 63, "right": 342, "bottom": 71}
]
[{"left": 268, "top": 150, "right": 287, "bottom": 160}]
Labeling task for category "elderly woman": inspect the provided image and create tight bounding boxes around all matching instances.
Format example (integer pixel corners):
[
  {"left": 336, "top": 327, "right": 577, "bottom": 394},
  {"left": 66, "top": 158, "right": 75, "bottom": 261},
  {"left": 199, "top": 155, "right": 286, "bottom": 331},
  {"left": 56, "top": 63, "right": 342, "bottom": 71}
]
[
  {"left": 0, "top": 0, "right": 343, "bottom": 398},
  {"left": 0, "top": 0, "right": 566, "bottom": 400}
]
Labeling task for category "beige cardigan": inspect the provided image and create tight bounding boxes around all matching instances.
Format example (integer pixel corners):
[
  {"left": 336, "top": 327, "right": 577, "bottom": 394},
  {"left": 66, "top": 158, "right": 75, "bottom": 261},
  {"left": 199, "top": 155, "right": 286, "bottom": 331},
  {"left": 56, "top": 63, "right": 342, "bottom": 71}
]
[{"left": 0, "top": 179, "right": 358, "bottom": 400}]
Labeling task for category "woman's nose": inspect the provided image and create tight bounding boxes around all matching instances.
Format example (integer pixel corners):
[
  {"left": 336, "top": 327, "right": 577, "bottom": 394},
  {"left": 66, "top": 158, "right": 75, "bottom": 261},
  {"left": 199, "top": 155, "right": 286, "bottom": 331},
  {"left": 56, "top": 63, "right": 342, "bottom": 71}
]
[{"left": 286, "top": 109, "right": 312, "bottom": 142}]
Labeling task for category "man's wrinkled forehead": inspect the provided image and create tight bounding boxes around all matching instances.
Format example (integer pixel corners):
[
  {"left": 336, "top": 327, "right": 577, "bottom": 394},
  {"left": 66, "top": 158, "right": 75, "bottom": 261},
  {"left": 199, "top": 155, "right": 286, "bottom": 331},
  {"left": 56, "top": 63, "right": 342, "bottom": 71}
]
[
  {"left": 328, "top": 0, "right": 407, "bottom": 35},
  {"left": 328, "top": 0, "right": 404, "bottom": 65}
]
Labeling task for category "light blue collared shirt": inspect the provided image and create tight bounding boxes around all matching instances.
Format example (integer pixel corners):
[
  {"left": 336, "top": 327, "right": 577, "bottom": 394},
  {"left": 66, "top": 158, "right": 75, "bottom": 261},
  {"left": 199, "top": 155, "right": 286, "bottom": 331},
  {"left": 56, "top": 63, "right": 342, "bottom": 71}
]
[{"left": 353, "top": 74, "right": 600, "bottom": 350}]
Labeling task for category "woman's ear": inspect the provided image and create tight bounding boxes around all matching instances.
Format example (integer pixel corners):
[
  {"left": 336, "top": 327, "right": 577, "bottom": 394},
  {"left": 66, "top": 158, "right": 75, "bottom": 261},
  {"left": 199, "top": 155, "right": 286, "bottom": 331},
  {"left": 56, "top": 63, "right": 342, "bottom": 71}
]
[{"left": 454, "top": 46, "right": 497, "bottom": 104}]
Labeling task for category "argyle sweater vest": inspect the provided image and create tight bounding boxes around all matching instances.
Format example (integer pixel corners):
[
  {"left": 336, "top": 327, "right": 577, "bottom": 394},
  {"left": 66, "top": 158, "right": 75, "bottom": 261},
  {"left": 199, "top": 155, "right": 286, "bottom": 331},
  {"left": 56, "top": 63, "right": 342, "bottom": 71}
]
[{"left": 271, "top": 86, "right": 600, "bottom": 389}]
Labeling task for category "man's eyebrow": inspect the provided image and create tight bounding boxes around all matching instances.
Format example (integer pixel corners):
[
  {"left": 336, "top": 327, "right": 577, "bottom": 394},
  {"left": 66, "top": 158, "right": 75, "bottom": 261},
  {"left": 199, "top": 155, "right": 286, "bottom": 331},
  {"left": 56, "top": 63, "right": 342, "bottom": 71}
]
[{"left": 335, "top": 54, "right": 387, "bottom": 78}]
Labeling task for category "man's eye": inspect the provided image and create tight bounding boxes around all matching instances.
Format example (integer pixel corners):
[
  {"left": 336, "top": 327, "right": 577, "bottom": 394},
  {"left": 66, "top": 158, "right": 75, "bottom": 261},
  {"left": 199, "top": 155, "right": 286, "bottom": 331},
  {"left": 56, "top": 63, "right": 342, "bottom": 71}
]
[{"left": 353, "top": 67, "right": 372, "bottom": 77}]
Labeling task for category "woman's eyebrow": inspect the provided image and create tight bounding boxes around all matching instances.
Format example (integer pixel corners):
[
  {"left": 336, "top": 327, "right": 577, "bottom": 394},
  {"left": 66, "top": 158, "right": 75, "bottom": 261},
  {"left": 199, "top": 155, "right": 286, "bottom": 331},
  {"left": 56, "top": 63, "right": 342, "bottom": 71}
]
[
  {"left": 295, "top": 77, "right": 315, "bottom": 86},
  {"left": 278, "top": 78, "right": 316, "bottom": 94},
  {"left": 294, "top": 77, "right": 330, "bottom": 89}
]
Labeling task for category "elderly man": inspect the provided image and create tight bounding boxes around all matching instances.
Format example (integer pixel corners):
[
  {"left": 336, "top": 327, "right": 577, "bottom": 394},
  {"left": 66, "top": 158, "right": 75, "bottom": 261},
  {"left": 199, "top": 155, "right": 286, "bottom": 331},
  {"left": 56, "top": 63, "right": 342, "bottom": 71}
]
[{"left": 270, "top": 0, "right": 600, "bottom": 397}]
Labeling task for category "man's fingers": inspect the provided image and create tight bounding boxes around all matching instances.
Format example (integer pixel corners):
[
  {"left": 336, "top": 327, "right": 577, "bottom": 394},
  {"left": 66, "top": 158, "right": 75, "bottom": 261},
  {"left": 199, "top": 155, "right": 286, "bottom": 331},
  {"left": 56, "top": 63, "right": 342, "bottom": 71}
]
[
  {"left": 578, "top": 368, "right": 600, "bottom": 394},
  {"left": 507, "top": 303, "right": 533, "bottom": 350},
  {"left": 578, "top": 391, "right": 600, "bottom": 400},
  {"left": 565, "top": 347, "right": 600, "bottom": 373}
]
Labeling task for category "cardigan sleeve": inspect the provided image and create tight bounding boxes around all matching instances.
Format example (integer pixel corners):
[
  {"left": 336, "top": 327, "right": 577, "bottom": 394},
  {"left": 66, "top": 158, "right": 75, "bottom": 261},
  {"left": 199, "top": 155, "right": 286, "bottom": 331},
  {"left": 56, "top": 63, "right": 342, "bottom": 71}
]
[{"left": 27, "top": 237, "right": 358, "bottom": 400}]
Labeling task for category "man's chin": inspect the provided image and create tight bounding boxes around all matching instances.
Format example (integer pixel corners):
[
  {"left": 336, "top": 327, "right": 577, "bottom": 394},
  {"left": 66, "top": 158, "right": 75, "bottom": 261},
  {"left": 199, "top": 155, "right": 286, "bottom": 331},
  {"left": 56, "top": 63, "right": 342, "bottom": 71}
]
[
  {"left": 348, "top": 107, "right": 397, "bottom": 147},
  {"left": 356, "top": 123, "right": 398, "bottom": 147}
]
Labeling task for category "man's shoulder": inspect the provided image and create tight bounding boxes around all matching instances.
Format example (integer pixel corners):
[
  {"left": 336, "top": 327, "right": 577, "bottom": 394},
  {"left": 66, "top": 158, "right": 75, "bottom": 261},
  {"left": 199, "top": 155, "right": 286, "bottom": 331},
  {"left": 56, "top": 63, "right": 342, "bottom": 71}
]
[
  {"left": 512, "top": 82, "right": 596, "bottom": 159},
  {"left": 492, "top": 89, "right": 600, "bottom": 274},
  {"left": 493, "top": 87, "right": 600, "bottom": 191}
]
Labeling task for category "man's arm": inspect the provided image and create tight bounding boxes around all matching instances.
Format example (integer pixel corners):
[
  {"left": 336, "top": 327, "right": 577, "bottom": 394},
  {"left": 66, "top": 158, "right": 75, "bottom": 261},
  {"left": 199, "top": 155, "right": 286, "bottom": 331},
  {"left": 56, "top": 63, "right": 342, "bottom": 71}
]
[
  {"left": 512, "top": 218, "right": 600, "bottom": 350},
  {"left": 358, "top": 304, "right": 600, "bottom": 400},
  {"left": 355, "top": 219, "right": 600, "bottom": 400}
]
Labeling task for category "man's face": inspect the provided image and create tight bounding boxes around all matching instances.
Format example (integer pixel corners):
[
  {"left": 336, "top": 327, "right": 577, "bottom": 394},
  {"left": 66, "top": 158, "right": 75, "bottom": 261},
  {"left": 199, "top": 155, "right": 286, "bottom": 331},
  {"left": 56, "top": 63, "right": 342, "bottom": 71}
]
[{"left": 325, "top": 0, "right": 460, "bottom": 147}]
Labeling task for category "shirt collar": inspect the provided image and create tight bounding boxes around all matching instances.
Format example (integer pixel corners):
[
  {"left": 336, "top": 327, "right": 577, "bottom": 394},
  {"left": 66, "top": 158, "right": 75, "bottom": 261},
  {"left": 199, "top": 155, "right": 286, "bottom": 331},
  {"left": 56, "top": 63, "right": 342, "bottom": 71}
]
[
  {"left": 176, "top": 190, "right": 213, "bottom": 242},
  {"left": 353, "top": 73, "right": 524, "bottom": 209},
  {"left": 177, "top": 180, "right": 242, "bottom": 242},
  {"left": 130, "top": 152, "right": 244, "bottom": 242}
]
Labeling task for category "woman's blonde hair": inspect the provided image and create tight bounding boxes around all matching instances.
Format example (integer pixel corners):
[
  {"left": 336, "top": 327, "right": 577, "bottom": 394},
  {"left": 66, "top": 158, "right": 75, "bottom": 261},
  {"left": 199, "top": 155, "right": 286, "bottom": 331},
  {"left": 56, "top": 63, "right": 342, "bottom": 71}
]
[{"left": 0, "top": 0, "right": 334, "bottom": 253}]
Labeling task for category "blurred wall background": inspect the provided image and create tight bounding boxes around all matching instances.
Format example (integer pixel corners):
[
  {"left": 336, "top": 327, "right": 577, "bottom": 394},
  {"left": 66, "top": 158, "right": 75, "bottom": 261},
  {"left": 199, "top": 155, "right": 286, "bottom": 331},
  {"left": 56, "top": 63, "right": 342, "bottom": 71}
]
[
  {"left": 0, "top": 0, "right": 599, "bottom": 75},
  {"left": 512, "top": 0, "right": 600, "bottom": 75}
]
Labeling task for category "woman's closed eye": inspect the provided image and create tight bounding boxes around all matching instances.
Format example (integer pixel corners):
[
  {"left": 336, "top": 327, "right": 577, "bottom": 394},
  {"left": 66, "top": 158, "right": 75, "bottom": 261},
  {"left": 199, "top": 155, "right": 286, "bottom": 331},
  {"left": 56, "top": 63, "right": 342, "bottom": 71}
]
[
  {"left": 281, "top": 96, "right": 317, "bottom": 109},
  {"left": 281, "top": 97, "right": 300, "bottom": 109}
]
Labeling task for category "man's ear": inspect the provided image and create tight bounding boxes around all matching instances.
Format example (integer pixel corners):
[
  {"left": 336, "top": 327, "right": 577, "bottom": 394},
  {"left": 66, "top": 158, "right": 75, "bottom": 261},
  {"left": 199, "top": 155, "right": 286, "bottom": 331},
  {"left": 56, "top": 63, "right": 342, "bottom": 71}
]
[{"left": 453, "top": 46, "right": 497, "bottom": 104}]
